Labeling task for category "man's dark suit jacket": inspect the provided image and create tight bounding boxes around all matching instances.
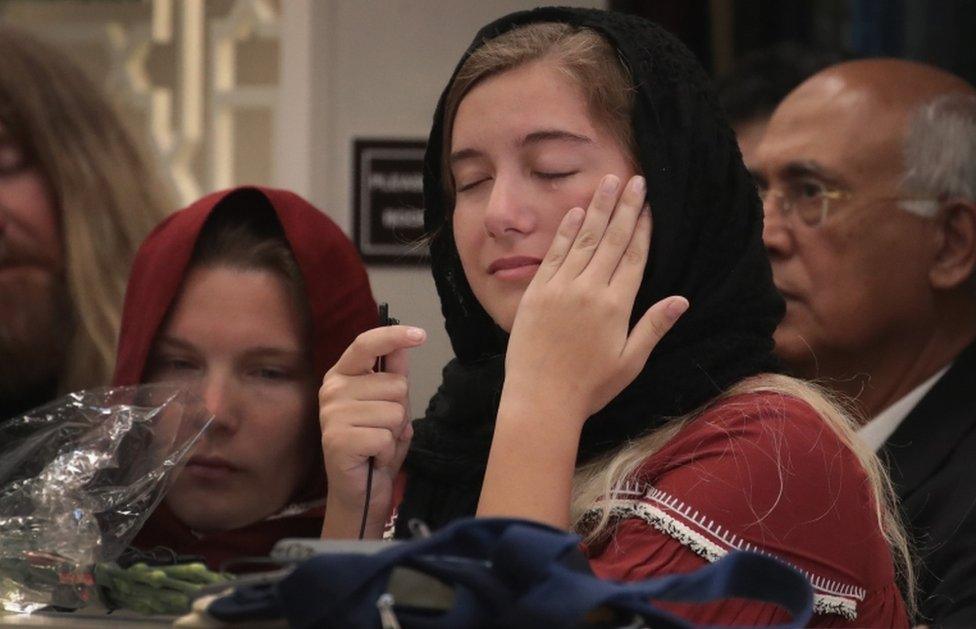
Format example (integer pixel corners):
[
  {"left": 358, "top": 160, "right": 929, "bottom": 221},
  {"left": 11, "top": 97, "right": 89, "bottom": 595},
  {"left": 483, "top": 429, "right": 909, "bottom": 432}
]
[{"left": 882, "top": 340, "right": 976, "bottom": 627}]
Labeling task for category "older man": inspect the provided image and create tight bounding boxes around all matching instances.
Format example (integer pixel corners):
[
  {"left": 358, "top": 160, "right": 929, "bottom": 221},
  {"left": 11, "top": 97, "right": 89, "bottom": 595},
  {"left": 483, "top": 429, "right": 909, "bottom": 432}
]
[
  {"left": 0, "top": 28, "right": 170, "bottom": 421},
  {"left": 754, "top": 59, "right": 976, "bottom": 625}
]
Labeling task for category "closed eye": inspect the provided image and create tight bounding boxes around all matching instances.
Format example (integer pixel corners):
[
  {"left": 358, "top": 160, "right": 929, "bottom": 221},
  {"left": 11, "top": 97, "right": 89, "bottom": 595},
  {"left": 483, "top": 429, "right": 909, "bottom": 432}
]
[
  {"left": 534, "top": 170, "right": 578, "bottom": 181},
  {"left": 457, "top": 177, "right": 490, "bottom": 193}
]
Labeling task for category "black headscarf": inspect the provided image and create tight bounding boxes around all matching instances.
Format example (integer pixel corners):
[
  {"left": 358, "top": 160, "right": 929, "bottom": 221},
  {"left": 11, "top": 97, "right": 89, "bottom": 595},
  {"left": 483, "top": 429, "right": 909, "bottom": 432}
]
[{"left": 396, "top": 6, "right": 784, "bottom": 536}]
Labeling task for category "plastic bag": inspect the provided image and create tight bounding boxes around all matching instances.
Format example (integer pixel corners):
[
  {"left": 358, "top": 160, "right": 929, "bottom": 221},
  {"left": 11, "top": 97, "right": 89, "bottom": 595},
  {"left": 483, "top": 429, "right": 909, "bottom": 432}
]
[{"left": 0, "top": 385, "right": 213, "bottom": 612}]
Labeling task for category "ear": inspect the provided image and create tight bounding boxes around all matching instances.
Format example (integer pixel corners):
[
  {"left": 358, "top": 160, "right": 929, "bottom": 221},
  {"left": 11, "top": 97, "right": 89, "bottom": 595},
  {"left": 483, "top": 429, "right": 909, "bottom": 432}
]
[{"left": 930, "top": 199, "right": 976, "bottom": 290}]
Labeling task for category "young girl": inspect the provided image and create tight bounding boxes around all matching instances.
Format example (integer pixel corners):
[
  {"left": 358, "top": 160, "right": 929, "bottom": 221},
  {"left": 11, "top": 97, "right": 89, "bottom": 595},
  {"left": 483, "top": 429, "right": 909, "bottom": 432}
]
[
  {"left": 114, "top": 186, "right": 376, "bottom": 568},
  {"left": 319, "top": 8, "right": 911, "bottom": 626}
]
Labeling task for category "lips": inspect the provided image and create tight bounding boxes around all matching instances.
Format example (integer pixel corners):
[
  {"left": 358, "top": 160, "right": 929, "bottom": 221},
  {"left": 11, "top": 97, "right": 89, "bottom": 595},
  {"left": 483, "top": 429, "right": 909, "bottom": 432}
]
[
  {"left": 774, "top": 283, "right": 801, "bottom": 300},
  {"left": 488, "top": 256, "right": 543, "bottom": 275},
  {"left": 184, "top": 455, "right": 239, "bottom": 481},
  {"left": 487, "top": 256, "right": 542, "bottom": 282}
]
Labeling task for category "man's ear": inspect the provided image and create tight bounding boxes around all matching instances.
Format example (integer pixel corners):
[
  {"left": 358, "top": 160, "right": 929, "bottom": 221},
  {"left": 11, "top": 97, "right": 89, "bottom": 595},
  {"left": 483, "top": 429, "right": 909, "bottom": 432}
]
[{"left": 930, "top": 198, "right": 976, "bottom": 290}]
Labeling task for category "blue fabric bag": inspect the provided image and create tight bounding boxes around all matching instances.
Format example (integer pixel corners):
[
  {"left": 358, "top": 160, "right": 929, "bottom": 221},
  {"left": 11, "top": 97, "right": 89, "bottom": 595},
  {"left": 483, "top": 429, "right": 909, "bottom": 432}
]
[{"left": 248, "top": 517, "right": 813, "bottom": 628}]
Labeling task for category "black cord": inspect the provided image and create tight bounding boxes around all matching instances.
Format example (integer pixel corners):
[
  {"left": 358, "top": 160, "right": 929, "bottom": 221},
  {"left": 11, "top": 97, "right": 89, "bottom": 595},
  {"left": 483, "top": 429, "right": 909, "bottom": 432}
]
[
  {"left": 360, "top": 351, "right": 383, "bottom": 540},
  {"left": 359, "top": 458, "right": 374, "bottom": 539},
  {"left": 360, "top": 304, "right": 396, "bottom": 540}
]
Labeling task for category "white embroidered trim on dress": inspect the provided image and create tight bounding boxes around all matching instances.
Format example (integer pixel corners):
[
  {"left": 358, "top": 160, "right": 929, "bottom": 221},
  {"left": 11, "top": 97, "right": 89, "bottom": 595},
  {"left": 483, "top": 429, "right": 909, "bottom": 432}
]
[
  {"left": 382, "top": 507, "right": 398, "bottom": 541},
  {"left": 267, "top": 498, "right": 326, "bottom": 520},
  {"left": 582, "top": 483, "right": 863, "bottom": 621}
]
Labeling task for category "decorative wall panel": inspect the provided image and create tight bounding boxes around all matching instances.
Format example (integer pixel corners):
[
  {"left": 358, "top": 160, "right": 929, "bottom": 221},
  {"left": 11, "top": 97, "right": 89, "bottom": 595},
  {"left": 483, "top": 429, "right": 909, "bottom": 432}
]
[{"left": 1, "top": 0, "right": 281, "bottom": 205}]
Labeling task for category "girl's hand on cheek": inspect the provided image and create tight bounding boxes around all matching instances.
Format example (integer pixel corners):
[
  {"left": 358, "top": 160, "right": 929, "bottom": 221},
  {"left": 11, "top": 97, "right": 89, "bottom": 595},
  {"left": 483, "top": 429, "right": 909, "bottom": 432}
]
[{"left": 503, "top": 174, "right": 689, "bottom": 425}]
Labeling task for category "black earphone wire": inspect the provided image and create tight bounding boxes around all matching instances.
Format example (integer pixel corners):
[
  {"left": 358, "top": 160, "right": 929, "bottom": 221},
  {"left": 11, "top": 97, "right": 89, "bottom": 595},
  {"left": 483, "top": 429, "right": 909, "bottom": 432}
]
[{"left": 360, "top": 304, "right": 396, "bottom": 539}]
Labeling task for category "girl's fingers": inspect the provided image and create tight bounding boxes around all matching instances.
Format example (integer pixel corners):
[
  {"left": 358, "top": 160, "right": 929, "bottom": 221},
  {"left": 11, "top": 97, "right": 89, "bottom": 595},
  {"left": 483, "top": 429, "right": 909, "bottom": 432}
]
[
  {"left": 329, "top": 325, "right": 426, "bottom": 376},
  {"left": 556, "top": 174, "right": 621, "bottom": 279},
  {"left": 322, "top": 400, "right": 407, "bottom": 432},
  {"left": 586, "top": 176, "right": 647, "bottom": 284},
  {"left": 534, "top": 206, "right": 585, "bottom": 283},
  {"left": 608, "top": 205, "right": 651, "bottom": 293},
  {"left": 325, "top": 371, "right": 409, "bottom": 404},
  {"left": 329, "top": 426, "right": 400, "bottom": 470},
  {"left": 622, "top": 295, "right": 689, "bottom": 370}
]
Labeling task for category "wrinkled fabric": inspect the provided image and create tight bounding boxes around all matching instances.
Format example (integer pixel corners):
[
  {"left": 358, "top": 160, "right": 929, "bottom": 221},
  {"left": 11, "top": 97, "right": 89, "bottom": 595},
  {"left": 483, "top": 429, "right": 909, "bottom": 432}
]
[
  {"left": 114, "top": 186, "right": 377, "bottom": 568},
  {"left": 398, "top": 6, "right": 784, "bottom": 534}
]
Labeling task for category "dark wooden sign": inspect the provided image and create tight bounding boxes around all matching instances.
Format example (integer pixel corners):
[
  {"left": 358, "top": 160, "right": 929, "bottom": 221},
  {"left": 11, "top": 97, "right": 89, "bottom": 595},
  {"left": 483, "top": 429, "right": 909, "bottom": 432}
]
[{"left": 353, "top": 139, "right": 428, "bottom": 264}]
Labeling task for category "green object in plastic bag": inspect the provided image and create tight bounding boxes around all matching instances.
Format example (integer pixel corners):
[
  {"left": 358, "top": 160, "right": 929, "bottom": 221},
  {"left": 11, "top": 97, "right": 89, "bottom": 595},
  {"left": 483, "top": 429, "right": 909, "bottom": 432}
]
[{"left": 95, "top": 561, "right": 233, "bottom": 615}]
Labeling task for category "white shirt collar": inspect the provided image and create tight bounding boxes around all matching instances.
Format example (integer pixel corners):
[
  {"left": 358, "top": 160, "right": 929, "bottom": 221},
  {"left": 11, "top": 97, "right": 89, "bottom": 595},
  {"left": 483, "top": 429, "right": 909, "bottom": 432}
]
[{"left": 858, "top": 365, "right": 951, "bottom": 452}]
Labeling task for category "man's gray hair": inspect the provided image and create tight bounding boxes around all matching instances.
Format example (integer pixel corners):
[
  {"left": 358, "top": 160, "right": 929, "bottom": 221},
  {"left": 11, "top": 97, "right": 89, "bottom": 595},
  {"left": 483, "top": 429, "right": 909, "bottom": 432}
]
[{"left": 900, "top": 93, "right": 976, "bottom": 216}]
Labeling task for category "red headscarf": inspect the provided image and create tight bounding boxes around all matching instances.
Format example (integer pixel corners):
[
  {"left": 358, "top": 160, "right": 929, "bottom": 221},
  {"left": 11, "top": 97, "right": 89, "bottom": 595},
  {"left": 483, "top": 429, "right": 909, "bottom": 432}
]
[{"left": 114, "top": 186, "right": 377, "bottom": 568}]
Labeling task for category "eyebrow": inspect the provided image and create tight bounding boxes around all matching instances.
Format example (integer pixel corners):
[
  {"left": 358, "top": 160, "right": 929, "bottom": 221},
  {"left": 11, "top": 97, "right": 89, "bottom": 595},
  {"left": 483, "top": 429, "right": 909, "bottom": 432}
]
[
  {"left": 154, "top": 336, "right": 305, "bottom": 361},
  {"left": 154, "top": 337, "right": 195, "bottom": 352},
  {"left": 242, "top": 347, "right": 307, "bottom": 362},
  {"left": 521, "top": 128, "right": 593, "bottom": 146},
  {"left": 778, "top": 160, "right": 847, "bottom": 187},
  {"left": 449, "top": 128, "right": 594, "bottom": 165}
]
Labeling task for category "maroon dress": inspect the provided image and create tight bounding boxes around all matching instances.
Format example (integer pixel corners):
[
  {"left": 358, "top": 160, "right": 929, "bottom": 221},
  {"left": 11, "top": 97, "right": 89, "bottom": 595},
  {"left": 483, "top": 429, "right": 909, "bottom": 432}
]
[{"left": 583, "top": 391, "right": 909, "bottom": 627}]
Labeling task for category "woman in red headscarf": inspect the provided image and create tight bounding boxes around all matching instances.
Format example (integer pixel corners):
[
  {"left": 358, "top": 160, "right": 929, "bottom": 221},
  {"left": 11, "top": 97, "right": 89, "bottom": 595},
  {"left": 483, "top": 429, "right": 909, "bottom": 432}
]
[{"left": 113, "top": 186, "right": 377, "bottom": 569}]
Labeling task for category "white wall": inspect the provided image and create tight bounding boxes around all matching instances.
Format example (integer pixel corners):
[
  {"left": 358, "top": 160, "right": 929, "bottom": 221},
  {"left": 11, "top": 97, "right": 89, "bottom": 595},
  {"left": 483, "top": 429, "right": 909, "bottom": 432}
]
[{"left": 277, "top": 0, "right": 604, "bottom": 416}]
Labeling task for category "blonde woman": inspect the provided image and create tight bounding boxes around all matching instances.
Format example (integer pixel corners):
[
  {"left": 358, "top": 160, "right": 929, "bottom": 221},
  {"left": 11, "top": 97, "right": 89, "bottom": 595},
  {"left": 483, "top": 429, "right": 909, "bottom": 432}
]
[
  {"left": 319, "top": 8, "right": 913, "bottom": 626},
  {"left": 0, "top": 25, "right": 172, "bottom": 418}
]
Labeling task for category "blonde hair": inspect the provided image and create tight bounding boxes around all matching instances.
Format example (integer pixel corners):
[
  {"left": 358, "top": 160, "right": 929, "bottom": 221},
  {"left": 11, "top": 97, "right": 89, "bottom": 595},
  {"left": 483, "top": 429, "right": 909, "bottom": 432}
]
[
  {"left": 0, "top": 26, "right": 173, "bottom": 393},
  {"left": 443, "top": 21, "right": 915, "bottom": 616}
]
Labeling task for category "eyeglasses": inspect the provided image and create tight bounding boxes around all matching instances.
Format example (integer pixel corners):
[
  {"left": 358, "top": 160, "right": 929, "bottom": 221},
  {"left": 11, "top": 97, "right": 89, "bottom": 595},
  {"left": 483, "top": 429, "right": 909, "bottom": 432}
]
[
  {"left": 757, "top": 179, "right": 851, "bottom": 227},
  {"left": 759, "top": 178, "right": 944, "bottom": 228}
]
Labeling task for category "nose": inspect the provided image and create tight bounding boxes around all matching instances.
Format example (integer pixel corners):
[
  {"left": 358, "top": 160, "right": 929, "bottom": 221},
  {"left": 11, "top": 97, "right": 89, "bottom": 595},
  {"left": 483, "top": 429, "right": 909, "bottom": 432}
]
[
  {"left": 199, "top": 371, "right": 242, "bottom": 434},
  {"left": 761, "top": 192, "right": 794, "bottom": 259},
  {"left": 483, "top": 174, "right": 536, "bottom": 239}
]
